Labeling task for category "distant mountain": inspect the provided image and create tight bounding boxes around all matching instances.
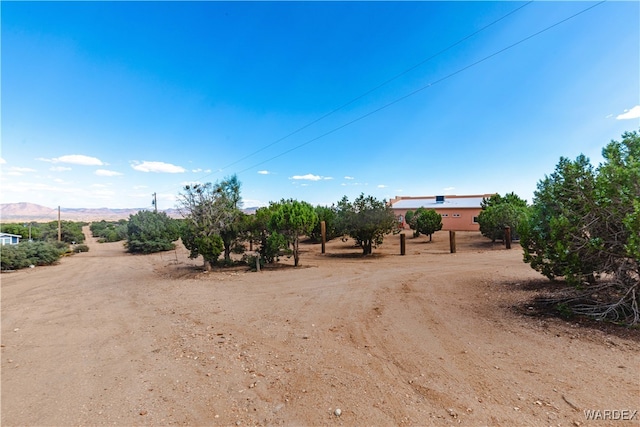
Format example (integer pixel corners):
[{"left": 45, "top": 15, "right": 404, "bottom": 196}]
[
  {"left": 0, "top": 202, "right": 182, "bottom": 222},
  {"left": 1, "top": 202, "right": 258, "bottom": 223}
]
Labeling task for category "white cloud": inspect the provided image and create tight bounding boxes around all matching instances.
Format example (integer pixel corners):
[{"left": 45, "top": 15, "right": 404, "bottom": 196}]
[
  {"left": 377, "top": 184, "right": 388, "bottom": 188},
  {"left": 1, "top": 181, "right": 78, "bottom": 195},
  {"left": 50, "top": 166, "right": 72, "bottom": 172},
  {"left": 616, "top": 105, "right": 640, "bottom": 120},
  {"left": 10, "top": 167, "right": 36, "bottom": 173},
  {"left": 243, "top": 198, "right": 268, "bottom": 208},
  {"left": 344, "top": 176, "right": 355, "bottom": 180},
  {"left": 95, "top": 169, "right": 123, "bottom": 177},
  {"left": 443, "top": 187, "right": 455, "bottom": 191},
  {"left": 257, "top": 170, "right": 270, "bottom": 175},
  {"left": 3, "top": 167, "right": 37, "bottom": 176},
  {"left": 131, "top": 161, "right": 186, "bottom": 173},
  {"left": 192, "top": 168, "right": 202, "bottom": 173},
  {"left": 0, "top": 158, "right": 6, "bottom": 164},
  {"left": 38, "top": 154, "right": 104, "bottom": 166},
  {"left": 290, "top": 173, "right": 333, "bottom": 181}
]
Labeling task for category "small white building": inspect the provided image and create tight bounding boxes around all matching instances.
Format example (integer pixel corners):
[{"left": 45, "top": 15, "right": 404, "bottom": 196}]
[{"left": 0, "top": 233, "right": 22, "bottom": 246}]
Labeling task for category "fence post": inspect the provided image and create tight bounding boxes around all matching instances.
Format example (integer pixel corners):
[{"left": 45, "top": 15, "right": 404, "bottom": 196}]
[
  {"left": 400, "top": 233, "right": 406, "bottom": 255},
  {"left": 505, "top": 226, "right": 511, "bottom": 249},
  {"left": 449, "top": 230, "right": 456, "bottom": 253},
  {"left": 321, "top": 221, "right": 326, "bottom": 254}
]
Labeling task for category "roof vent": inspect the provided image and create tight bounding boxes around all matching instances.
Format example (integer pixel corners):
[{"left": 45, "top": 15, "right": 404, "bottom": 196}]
[{"left": 436, "top": 195, "right": 445, "bottom": 203}]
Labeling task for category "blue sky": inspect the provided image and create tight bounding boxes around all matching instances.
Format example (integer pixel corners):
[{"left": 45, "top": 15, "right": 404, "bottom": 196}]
[{"left": 2, "top": 1, "right": 639, "bottom": 210}]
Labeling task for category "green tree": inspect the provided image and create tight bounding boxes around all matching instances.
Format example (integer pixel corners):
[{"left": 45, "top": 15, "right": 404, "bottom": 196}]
[
  {"left": 90, "top": 220, "right": 128, "bottom": 243},
  {"left": 245, "top": 204, "right": 286, "bottom": 265},
  {"left": 308, "top": 205, "right": 339, "bottom": 243},
  {"left": 38, "top": 221, "right": 85, "bottom": 244},
  {"left": 126, "top": 211, "right": 179, "bottom": 254},
  {"left": 0, "top": 223, "right": 41, "bottom": 240},
  {"left": 177, "top": 175, "right": 244, "bottom": 268},
  {"left": 404, "top": 210, "right": 415, "bottom": 228},
  {"left": 336, "top": 193, "right": 397, "bottom": 255},
  {"left": 520, "top": 130, "right": 640, "bottom": 325},
  {"left": 215, "top": 175, "right": 245, "bottom": 262},
  {"left": 478, "top": 193, "right": 529, "bottom": 242},
  {"left": 481, "top": 192, "right": 527, "bottom": 209},
  {"left": 411, "top": 208, "right": 443, "bottom": 241},
  {"left": 181, "top": 220, "right": 224, "bottom": 266},
  {"left": 269, "top": 199, "right": 318, "bottom": 267}
]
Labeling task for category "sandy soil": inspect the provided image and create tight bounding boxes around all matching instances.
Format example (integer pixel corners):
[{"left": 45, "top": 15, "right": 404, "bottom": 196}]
[{"left": 2, "top": 228, "right": 638, "bottom": 426}]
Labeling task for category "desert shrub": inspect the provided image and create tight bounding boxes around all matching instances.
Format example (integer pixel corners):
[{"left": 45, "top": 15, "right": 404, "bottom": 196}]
[
  {"left": 521, "top": 130, "right": 640, "bottom": 325},
  {"left": 126, "top": 211, "right": 179, "bottom": 254},
  {"left": 180, "top": 220, "right": 224, "bottom": 268},
  {"left": 91, "top": 220, "right": 127, "bottom": 243},
  {"left": 308, "top": 205, "right": 340, "bottom": 242},
  {"left": 478, "top": 193, "right": 529, "bottom": 242},
  {"left": 335, "top": 193, "right": 398, "bottom": 255},
  {"left": 407, "top": 208, "right": 443, "bottom": 241},
  {"left": 38, "top": 221, "right": 85, "bottom": 244},
  {"left": 242, "top": 254, "right": 264, "bottom": 271},
  {"left": 1, "top": 244, "right": 29, "bottom": 270},
  {"left": 1, "top": 241, "right": 64, "bottom": 270},
  {"left": 263, "top": 231, "right": 291, "bottom": 264},
  {"left": 73, "top": 244, "right": 90, "bottom": 253}
]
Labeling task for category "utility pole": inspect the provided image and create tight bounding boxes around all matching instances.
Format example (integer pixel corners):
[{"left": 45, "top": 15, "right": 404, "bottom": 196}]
[{"left": 152, "top": 193, "right": 157, "bottom": 213}]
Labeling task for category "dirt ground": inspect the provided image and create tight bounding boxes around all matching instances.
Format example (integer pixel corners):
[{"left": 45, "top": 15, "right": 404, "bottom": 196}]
[{"left": 1, "top": 227, "right": 639, "bottom": 426}]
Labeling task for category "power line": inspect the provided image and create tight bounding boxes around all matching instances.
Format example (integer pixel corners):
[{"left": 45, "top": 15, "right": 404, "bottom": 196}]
[
  {"left": 217, "top": 1, "right": 534, "bottom": 171},
  {"left": 167, "top": 1, "right": 534, "bottom": 192},
  {"left": 234, "top": 0, "right": 606, "bottom": 175}
]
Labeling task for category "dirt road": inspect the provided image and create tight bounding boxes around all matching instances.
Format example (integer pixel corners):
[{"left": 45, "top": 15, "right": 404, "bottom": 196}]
[{"left": 2, "top": 229, "right": 638, "bottom": 426}]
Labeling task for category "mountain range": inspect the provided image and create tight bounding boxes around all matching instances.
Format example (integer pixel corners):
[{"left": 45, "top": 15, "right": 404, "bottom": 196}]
[
  {"left": 0, "top": 202, "right": 258, "bottom": 223},
  {"left": 0, "top": 202, "right": 182, "bottom": 222}
]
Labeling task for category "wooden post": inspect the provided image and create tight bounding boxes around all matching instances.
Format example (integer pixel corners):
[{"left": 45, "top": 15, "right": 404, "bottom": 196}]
[
  {"left": 400, "top": 233, "right": 406, "bottom": 255},
  {"left": 58, "top": 206, "right": 61, "bottom": 242},
  {"left": 449, "top": 230, "right": 456, "bottom": 253},
  {"left": 505, "top": 226, "right": 512, "bottom": 249},
  {"left": 321, "top": 221, "right": 326, "bottom": 254},
  {"left": 256, "top": 253, "right": 261, "bottom": 272}
]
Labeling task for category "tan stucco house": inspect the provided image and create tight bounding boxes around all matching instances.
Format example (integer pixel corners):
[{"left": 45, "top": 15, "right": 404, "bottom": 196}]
[{"left": 389, "top": 194, "right": 495, "bottom": 232}]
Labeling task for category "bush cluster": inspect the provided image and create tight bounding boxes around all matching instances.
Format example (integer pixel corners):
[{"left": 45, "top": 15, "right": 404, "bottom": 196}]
[
  {"left": 90, "top": 220, "right": 128, "bottom": 243},
  {"left": 1, "top": 241, "right": 67, "bottom": 270},
  {"left": 126, "top": 211, "right": 179, "bottom": 254}
]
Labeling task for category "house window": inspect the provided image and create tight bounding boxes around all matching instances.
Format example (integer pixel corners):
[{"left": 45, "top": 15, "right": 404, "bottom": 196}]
[
  {"left": 473, "top": 216, "right": 479, "bottom": 223},
  {"left": 441, "top": 213, "right": 448, "bottom": 217},
  {"left": 452, "top": 213, "right": 461, "bottom": 218}
]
